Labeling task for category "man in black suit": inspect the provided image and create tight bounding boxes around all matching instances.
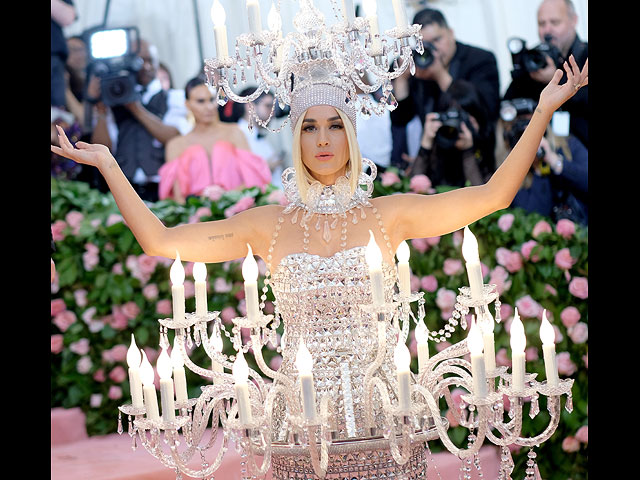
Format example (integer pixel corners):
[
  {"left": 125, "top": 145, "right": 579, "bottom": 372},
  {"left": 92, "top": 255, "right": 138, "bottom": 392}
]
[{"left": 390, "top": 7, "right": 500, "bottom": 178}]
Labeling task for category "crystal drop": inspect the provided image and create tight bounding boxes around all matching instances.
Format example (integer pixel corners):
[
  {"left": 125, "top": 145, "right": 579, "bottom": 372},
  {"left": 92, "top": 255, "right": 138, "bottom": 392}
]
[
  {"left": 323, "top": 220, "right": 332, "bottom": 243},
  {"left": 417, "top": 39, "right": 425, "bottom": 55},
  {"left": 386, "top": 92, "right": 398, "bottom": 112},
  {"left": 194, "top": 328, "right": 201, "bottom": 347},
  {"left": 216, "top": 87, "right": 228, "bottom": 106},
  {"left": 360, "top": 105, "right": 371, "bottom": 120},
  {"left": 409, "top": 56, "right": 416, "bottom": 75},
  {"left": 117, "top": 412, "right": 123, "bottom": 435},
  {"left": 530, "top": 395, "right": 539, "bottom": 418},
  {"left": 315, "top": 217, "right": 322, "bottom": 231},
  {"left": 131, "top": 434, "right": 137, "bottom": 451},
  {"left": 565, "top": 395, "right": 573, "bottom": 413}
]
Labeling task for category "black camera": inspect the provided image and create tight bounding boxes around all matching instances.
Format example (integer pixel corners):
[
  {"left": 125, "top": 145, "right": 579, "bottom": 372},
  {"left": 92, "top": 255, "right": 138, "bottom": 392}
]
[
  {"left": 433, "top": 107, "right": 475, "bottom": 150},
  {"left": 85, "top": 26, "right": 143, "bottom": 107},
  {"left": 412, "top": 41, "right": 436, "bottom": 69},
  {"left": 507, "top": 35, "right": 562, "bottom": 80},
  {"left": 499, "top": 97, "right": 537, "bottom": 122}
]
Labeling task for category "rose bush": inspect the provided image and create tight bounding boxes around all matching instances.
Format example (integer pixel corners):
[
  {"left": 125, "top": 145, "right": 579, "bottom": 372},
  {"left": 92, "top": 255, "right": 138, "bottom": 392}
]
[{"left": 52, "top": 173, "right": 587, "bottom": 479}]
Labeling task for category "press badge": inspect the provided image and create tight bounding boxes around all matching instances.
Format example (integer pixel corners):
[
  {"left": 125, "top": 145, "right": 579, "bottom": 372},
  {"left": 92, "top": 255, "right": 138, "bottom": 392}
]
[{"left": 551, "top": 111, "right": 570, "bottom": 137}]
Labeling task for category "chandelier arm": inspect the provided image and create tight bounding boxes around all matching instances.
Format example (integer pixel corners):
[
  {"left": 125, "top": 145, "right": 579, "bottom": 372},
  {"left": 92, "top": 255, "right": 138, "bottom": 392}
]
[
  {"left": 419, "top": 340, "right": 470, "bottom": 386},
  {"left": 251, "top": 50, "right": 283, "bottom": 89},
  {"left": 219, "top": 77, "right": 268, "bottom": 104},
  {"left": 512, "top": 396, "right": 562, "bottom": 447},
  {"left": 242, "top": 428, "right": 273, "bottom": 477},
  {"left": 363, "top": 320, "right": 388, "bottom": 429}
]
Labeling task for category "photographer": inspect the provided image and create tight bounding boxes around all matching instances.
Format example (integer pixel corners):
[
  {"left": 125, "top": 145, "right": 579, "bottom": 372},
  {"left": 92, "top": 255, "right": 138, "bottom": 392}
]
[
  {"left": 390, "top": 7, "right": 500, "bottom": 174},
  {"left": 409, "top": 80, "right": 492, "bottom": 188},
  {"left": 503, "top": 0, "right": 588, "bottom": 147},
  {"left": 89, "top": 35, "right": 186, "bottom": 202},
  {"left": 502, "top": 99, "right": 588, "bottom": 225}
]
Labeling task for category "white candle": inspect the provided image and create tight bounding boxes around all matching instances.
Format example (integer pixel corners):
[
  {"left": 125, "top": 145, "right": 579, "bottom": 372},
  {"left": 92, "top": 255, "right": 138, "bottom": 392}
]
[
  {"left": 467, "top": 316, "right": 487, "bottom": 398},
  {"left": 242, "top": 244, "right": 261, "bottom": 324},
  {"left": 365, "top": 230, "right": 385, "bottom": 306},
  {"left": 211, "top": 0, "right": 229, "bottom": 59},
  {"left": 479, "top": 310, "right": 496, "bottom": 372},
  {"left": 193, "top": 262, "right": 208, "bottom": 317},
  {"left": 362, "top": 0, "right": 382, "bottom": 55},
  {"left": 509, "top": 308, "right": 526, "bottom": 392},
  {"left": 462, "top": 226, "right": 484, "bottom": 304},
  {"left": 210, "top": 325, "right": 225, "bottom": 384},
  {"left": 540, "top": 310, "right": 559, "bottom": 387},
  {"left": 395, "top": 240, "right": 411, "bottom": 297},
  {"left": 171, "top": 338, "right": 188, "bottom": 404},
  {"left": 415, "top": 318, "right": 430, "bottom": 374},
  {"left": 267, "top": 3, "right": 284, "bottom": 69},
  {"left": 295, "top": 339, "right": 317, "bottom": 421},
  {"left": 246, "top": 0, "right": 262, "bottom": 34},
  {"left": 170, "top": 252, "right": 185, "bottom": 323},
  {"left": 392, "top": 0, "right": 408, "bottom": 27},
  {"left": 342, "top": 0, "right": 355, "bottom": 23},
  {"left": 140, "top": 351, "right": 160, "bottom": 422},
  {"left": 126, "top": 334, "right": 144, "bottom": 409},
  {"left": 233, "top": 349, "right": 253, "bottom": 424},
  {"left": 157, "top": 347, "right": 176, "bottom": 423},
  {"left": 394, "top": 336, "right": 412, "bottom": 411}
]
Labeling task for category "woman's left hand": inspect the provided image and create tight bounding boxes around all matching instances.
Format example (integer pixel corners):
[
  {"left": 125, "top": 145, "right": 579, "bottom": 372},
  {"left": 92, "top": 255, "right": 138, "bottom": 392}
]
[{"left": 538, "top": 55, "right": 588, "bottom": 113}]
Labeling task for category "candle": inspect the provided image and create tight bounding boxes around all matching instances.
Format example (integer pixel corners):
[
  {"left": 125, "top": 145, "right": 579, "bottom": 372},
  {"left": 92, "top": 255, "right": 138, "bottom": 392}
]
[
  {"left": 242, "top": 244, "right": 261, "bottom": 324},
  {"left": 126, "top": 334, "right": 144, "bottom": 409},
  {"left": 365, "top": 230, "right": 385, "bottom": 306},
  {"left": 392, "top": 0, "right": 408, "bottom": 28},
  {"left": 362, "top": 0, "right": 383, "bottom": 55},
  {"left": 342, "top": 0, "right": 355, "bottom": 23},
  {"left": 246, "top": 0, "right": 262, "bottom": 34},
  {"left": 395, "top": 240, "right": 411, "bottom": 297},
  {"left": 509, "top": 308, "right": 526, "bottom": 392},
  {"left": 479, "top": 310, "right": 496, "bottom": 371},
  {"left": 394, "top": 336, "right": 412, "bottom": 411},
  {"left": 467, "top": 316, "right": 487, "bottom": 398},
  {"left": 210, "top": 325, "right": 225, "bottom": 384},
  {"left": 193, "top": 262, "right": 208, "bottom": 317},
  {"left": 157, "top": 347, "right": 176, "bottom": 423},
  {"left": 171, "top": 338, "right": 188, "bottom": 404},
  {"left": 540, "top": 310, "right": 559, "bottom": 387},
  {"left": 140, "top": 351, "right": 160, "bottom": 421},
  {"left": 233, "top": 349, "right": 253, "bottom": 424},
  {"left": 267, "top": 3, "right": 284, "bottom": 69},
  {"left": 295, "top": 339, "right": 317, "bottom": 421},
  {"left": 211, "top": 0, "right": 229, "bottom": 59},
  {"left": 415, "top": 318, "right": 430, "bottom": 374},
  {"left": 170, "top": 252, "right": 185, "bottom": 323},
  {"left": 462, "top": 226, "right": 485, "bottom": 304}
]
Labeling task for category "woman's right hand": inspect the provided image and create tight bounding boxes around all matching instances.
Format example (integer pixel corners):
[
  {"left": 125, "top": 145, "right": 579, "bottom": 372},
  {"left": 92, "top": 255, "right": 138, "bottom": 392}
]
[{"left": 51, "top": 124, "right": 113, "bottom": 170}]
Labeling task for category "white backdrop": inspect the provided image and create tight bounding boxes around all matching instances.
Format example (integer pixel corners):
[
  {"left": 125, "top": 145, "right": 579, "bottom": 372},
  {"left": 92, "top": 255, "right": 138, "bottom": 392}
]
[{"left": 64, "top": 0, "right": 588, "bottom": 96}]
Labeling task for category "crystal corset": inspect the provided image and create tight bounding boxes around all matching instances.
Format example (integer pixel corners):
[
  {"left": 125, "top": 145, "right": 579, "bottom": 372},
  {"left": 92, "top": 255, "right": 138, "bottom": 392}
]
[{"left": 269, "top": 246, "right": 402, "bottom": 441}]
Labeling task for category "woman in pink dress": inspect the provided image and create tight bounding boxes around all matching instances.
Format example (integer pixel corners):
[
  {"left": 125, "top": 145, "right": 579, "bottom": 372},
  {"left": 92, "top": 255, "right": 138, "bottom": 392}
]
[{"left": 159, "top": 75, "right": 272, "bottom": 202}]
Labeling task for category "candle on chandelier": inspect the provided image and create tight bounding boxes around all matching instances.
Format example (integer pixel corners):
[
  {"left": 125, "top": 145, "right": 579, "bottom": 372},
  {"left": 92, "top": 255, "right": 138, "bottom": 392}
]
[
  {"left": 171, "top": 338, "right": 189, "bottom": 404},
  {"left": 233, "top": 349, "right": 253, "bottom": 424},
  {"left": 480, "top": 310, "right": 496, "bottom": 372},
  {"left": 140, "top": 350, "right": 160, "bottom": 422},
  {"left": 246, "top": 0, "right": 263, "bottom": 34},
  {"left": 295, "top": 339, "right": 317, "bottom": 421},
  {"left": 392, "top": 0, "right": 408, "bottom": 27},
  {"left": 365, "top": 230, "right": 385, "bottom": 306},
  {"left": 126, "top": 334, "right": 144, "bottom": 409},
  {"left": 170, "top": 252, "right": 185, "bottom": 323},
  {"left": 157, "top": 347, "right": 176, "bottom": 423},
  {"left": 342, "top": 0, "right": 356, "bottom": 23},
  {"left": 467, "top": 316, "right": 487, "bottom": 398},
  {"left": 267, "top": 3, "right": 284, "bottom": 69},
  {"left": 362, "top": 0, "right": 383, "bottom": 55},
  {"left": 210, "top": 325, "right": 225, "bottom": 385},
  {"left": 193, "top": 262, "right": 208, "bottom": 317},
  {"left": 242, "top": 244, "right": 261, "bottom": 324},
  {"left": 415, "top": 318, "right": 430, "bottom": 374},
  {"left": 540, "top": 310, "right": 559, "bottom": 387},
  {"left": 394, "top": 336, "right": 412, "bottom": 411},
  {"left": 462, "top": 226, "right": 485, "bottom": 304},
  {"left": 211, "top": 0, "right": 229, "bottom": 59},
  {"left": 509, "top": 308, "right": 526, "bottom": 392},
  {"left": 395, "top": 240, "right": 411, "bottom": 297}
]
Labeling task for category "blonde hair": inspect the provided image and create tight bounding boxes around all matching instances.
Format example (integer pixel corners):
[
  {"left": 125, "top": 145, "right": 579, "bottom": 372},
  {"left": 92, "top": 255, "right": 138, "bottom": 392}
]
[{"left": 292, "top": 108, "right": 362, "bottom": 203}]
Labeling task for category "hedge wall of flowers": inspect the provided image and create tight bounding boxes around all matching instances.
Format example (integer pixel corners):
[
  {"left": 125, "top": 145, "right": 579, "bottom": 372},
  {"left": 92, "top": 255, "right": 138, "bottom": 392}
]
[{"left": 51, "top": 173, "right": 588, "bottom": 480}]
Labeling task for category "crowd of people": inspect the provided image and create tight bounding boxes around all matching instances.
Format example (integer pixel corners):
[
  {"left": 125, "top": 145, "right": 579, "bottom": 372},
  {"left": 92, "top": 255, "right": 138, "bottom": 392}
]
[{"left": 51, "top": 0, "right": 587, "bottom": 225}]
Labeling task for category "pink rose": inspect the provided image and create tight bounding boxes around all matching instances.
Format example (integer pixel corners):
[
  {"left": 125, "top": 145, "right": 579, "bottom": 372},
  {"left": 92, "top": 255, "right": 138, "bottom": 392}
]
[
  {"left": 90, "top": 393, "right": 103, "bottom": 408},
  {"left": 203, "top": 184, "right": 225, "bottom": 201},
  {"left": 410, "top": 274, "right": 421, "bottom": 292},
  {"left": 515, "top": 295, "right": 542, "bottom": 319},
  {"left": 214, "top": 277, "right": 232, "bottom": 293},
  {"left": 224, "top": 196, "right": 256, "bottom": 218},
  {"left": 520, "top": 240, "right": 540, "bottom": 262},
  {"left": 420, "top": 275, "right": 438, "bottom": 293},
  {"left": 51, "top": 298, "right": 67, "bottom": 316},
  {"left": 532, "top": 220, "right": 552, "bottom": 238},
  {"left": 435, "top": 288, "right": 456, "bottom": 313},
  {"left": 76, "top": 356, "right": 93, "bottom": 374},
  {"left": 575, "top": 425, "right": 588, "bottom": 444},
  {"left": 495, "top": 348, "right": 511, "bottom": 367},
  {"left": 556, "top": 219, "right": 576, "bottom": 239},
  {"left": 93, "top": 369, "right": 106, "bottom": 382},
  {"left": 489, "top": 265, "right": 511, "bottom": 294},
  {"left": 569, "top": 277, "right": 588, "bottom": 299},
  {"left": 380, "top": 170, "right": 401, "bottom": 187},
  {"left": 426, "top": 236, "right": 441, "bottom": 246},
  {"left": 189, "top": 206, "right": 212, "bottom": 224},
  {"left": 121, "top": 301, "right": 140, "bottom": 320},
  {"left": 109, "top": 344, "right": 129, "bottom": 363},
  {"left": 443, "top": 258, "right": 463, "bottom": 276},
  {"left": 411, "top": 238, "right": 429, "bottom": 253},
  {"left": 554, "top": 248, "right": 576, "bottom": 270},
  {"left": 107, "top": 385, "right": 123, "bottom": 400},
  {"left": 51, "top": 334, "right": 64, "bottom": 354},
  {"left": 109, "top": 365, "right": 127, "bottom": 383},
  {"left": 266, "top": 189, "right": 289, "bottom": 206},
  {"left": 500, "top": 303, "right": 514, "bottom": 322},
  {"left": 497, "top": 213, "right": 515, "bottom": 232},
  {"left": 560, "top": 306, "right": 581, "bottom": 328},
  {"left": 409, "top": 174, "right": 434, "bottom": 194},
  {"left": 496, "top": 248, "right": 523, "bottom": 273},
  {"left": 137, "top": 254, "right": 159, "bottom": 275},
  {"left": 544, "top": 284, "right": 558, "bottom": 296},
  {"left": 69, "top": 338, "right": 90, "bottom": 355},
  {"left": 74, "top": 289, "right": 88, "bottom": 308},
  {"left": 105, "top": 213, "right": 123, "bottom": 227},
  {"left": 156, "top": 299, "right": 173, "bottom": 316},
  {"left": 82, "top": 243, "right": 100, "bottom": 271},
  {"left": 184, "top": 280, "right": 196, "bottom": 299},
  {"left": 65, "top": 211, "right": 84, "bottom": 235},
  {"left": 556, "top": 351, "right": 577, "bottom": 376},
  {"left": 525, "top": 346, "right": 539, "bottom": 362},
  {"left": 143, "top": 283, "right": 159, "bottom": 300},
  {"left": 568, "top": 322, "right": 588, "bottom": 344},
  {"left": 51, "top": 219, "right": 67, "bottom": 241},
  {"left": 561, "top": 436, "right": 580, "bottom": 453},
  {"left": 53, "top": 310, "right": 77, "bottom": 332},
  {"left": 220, "top": 306, "right": 238, "bottom": 324},
  {"left": 108, "top": 306, "right": 129, "bottom": 330}
]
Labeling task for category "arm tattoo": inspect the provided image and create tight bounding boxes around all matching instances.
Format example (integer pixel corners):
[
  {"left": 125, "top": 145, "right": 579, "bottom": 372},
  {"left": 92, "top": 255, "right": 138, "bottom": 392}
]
[{"left": 208, "top": 232, "right": 234, "bottom": 242}]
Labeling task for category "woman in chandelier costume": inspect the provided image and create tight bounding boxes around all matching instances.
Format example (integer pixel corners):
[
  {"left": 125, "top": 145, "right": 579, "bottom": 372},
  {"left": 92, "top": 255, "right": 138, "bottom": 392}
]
[{"left": 52, "top": 55, "right": 586, "bottom": 478}]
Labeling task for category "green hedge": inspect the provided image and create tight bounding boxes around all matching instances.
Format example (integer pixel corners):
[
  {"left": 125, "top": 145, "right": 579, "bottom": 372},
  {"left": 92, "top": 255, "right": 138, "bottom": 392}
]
[{"left": 51, "top": 173, "right": 587, "bottom": 479}]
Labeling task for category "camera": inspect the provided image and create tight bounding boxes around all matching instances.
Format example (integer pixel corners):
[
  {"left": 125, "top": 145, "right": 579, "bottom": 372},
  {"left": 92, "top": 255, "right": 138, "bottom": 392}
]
[
  {"left": 412, "top": 41, "right": 436, "bottom": 69},
  {"left": 507, "top": 35, "right": 562, "bottom": 80},
  {"left": 499, "top": 97, "right": 537, "bottom": 122},
  {"left": 85, "top": 26, "right": 143, "bottom": 106},
  {"left": 433, "top": 107, "right": 475, "bottom": 150}
]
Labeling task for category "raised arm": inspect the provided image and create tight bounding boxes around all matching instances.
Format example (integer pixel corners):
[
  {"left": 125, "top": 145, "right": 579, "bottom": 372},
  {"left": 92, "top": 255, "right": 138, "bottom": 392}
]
[
  {"left": 51, "top": 125, "right": 277, "bottom": 263},
  {"left": 386, "top": 56, "right": 588, "bottom": 244}
]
